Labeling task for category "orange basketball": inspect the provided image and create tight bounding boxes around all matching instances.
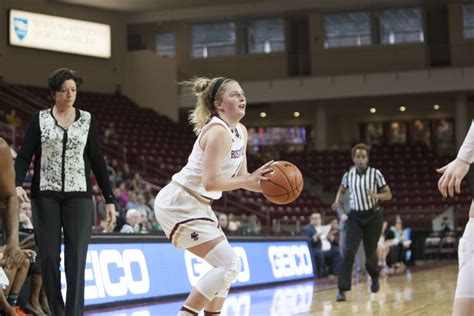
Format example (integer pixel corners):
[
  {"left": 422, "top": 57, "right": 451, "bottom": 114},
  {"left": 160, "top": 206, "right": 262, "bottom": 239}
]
[{"left": 260, "top": 161, "right": 303, "bottom": 205}]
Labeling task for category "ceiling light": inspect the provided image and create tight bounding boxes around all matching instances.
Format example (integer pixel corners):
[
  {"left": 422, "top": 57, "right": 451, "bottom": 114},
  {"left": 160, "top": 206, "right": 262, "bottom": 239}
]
[
  {"left": 433, "top": 104, "right": 440, "bottom": 110},
  {"left": 259, "top": 112, "right": 267, "bottom": 118},
  {"left": 369, "top": 108, "right": 376, "bottom": 114},
  {"left": 293, "top": 111, "right": 300, "bottom": 118},
  {"left": 399, "top": 106, "right": 406, "bottom": 112}
]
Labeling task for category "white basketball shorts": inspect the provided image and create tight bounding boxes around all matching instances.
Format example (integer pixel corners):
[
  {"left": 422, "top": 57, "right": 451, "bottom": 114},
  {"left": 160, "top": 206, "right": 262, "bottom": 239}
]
[{"left": 154, "top": 182, "right": 224, "bottom": 249}]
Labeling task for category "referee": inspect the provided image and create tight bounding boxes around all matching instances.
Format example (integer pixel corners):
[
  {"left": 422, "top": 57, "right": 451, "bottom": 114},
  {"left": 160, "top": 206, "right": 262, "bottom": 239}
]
[{"left": 331, "top": 143, "right": 392, "bottom": 302}]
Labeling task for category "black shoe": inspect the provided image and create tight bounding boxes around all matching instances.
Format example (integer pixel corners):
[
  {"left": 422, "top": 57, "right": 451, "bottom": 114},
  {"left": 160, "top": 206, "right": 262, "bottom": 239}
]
[
  {"left": 336, "top": 290, "right": 346, "bottom": 302},
  {"left": 370, "top": 278, "right": 380, "bottom": 293}
]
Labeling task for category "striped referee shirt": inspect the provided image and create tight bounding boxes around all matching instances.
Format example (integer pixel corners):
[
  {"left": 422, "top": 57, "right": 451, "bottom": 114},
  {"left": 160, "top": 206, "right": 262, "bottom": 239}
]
[{"left": 341, "top": 166, "right": 388, "bottom": 211}]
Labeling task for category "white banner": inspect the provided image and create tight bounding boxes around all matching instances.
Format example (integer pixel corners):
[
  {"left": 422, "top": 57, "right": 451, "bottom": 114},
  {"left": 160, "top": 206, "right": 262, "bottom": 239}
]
[{"left": 9, "top": 9, "right": 111, "bottom": 58}]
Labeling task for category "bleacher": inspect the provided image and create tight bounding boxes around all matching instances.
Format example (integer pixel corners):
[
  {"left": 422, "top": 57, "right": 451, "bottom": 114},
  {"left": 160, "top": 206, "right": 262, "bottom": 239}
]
[
  {"left": 2, "top": 80, "right": 471, "bottom": 235},
  {"left": 286, "top": 144, "right": 471, "bottom": 231}
]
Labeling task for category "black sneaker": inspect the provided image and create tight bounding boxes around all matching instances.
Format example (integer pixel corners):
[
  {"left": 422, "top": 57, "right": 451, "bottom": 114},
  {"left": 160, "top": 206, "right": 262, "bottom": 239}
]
[
  {"left": 370, "top": 278, "right": 380, "bottom": 293},
  {"left": 336, "top": 290, "right": 346, "bottom": 302}
]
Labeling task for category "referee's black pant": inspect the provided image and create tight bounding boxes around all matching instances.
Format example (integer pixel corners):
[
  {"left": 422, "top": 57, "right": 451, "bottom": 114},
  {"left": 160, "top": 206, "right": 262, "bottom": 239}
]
[
  {"left": 338, "top": 210, "right": 383, "bottom": 292},
  {"left": 32, "top": 197, "right": 94, "bottom": 316}
]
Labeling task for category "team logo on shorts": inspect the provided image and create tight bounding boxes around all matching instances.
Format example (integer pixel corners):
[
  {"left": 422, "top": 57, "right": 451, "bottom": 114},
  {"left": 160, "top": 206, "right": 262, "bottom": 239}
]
[{"left": 191, "top": 232, "right": 199, "bottom": 241}]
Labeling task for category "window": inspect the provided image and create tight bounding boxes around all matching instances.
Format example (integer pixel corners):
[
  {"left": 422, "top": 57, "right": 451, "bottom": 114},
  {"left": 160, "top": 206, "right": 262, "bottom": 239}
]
[
  {"left": 323, "top": 12, "right": 371, "bottom": 48},
  {"left": 463, "top": 4, "right": 474, "bottom": 38},
  {"left": 246, "top": 18, "right": 285, "bottom": 54},
  {"left": 155, "top": 33, "right": 176, "bottom": 57},
  {"left": 191, "top": 22, "right": 236, "bottom": 58},
  {"left": 379, "top": 8, "right": 424, "bottom": 44}
]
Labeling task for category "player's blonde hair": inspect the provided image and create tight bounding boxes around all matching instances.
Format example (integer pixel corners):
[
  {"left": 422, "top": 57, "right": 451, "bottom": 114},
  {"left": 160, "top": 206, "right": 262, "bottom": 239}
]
[{"left": 183, "top": 77, "right": 235, "bottom": 135}]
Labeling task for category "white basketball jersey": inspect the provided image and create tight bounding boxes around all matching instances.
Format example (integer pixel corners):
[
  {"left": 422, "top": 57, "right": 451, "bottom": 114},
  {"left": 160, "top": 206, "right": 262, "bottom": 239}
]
[{"left": 172, "top": 116, "right": 245, "bottom": 200}]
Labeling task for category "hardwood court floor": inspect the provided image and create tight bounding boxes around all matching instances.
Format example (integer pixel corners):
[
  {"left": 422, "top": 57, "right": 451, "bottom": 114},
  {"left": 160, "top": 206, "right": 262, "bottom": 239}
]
[
  {"left": 308, "top": 263, "right": 457, "bottom": 316},
  {"left": 87, "top": 262, "right": 458, "bottom": 315}
]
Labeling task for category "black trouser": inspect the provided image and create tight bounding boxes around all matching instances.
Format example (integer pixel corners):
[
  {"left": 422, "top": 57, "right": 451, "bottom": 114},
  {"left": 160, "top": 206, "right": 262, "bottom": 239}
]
[
  {"left": 338, "top": 210, "right": 383, "bottom": 292},
  {"left": 32, "top": 197, "right": 93, "bottom": 316}
]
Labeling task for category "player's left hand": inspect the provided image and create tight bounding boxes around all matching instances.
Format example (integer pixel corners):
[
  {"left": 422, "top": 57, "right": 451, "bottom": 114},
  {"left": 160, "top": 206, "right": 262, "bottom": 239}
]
[
  {"left": 437, "top": 158, "right": 470, "bottom": 197},
  {"left": 105, "top": 203, "right": 116, "bottom": 232}
]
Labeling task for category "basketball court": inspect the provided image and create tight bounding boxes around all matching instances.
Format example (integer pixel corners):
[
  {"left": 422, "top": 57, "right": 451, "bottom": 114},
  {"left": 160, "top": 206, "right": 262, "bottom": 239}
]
[{"left": 86, "top": 262, "right": 457, "bottom": 315}]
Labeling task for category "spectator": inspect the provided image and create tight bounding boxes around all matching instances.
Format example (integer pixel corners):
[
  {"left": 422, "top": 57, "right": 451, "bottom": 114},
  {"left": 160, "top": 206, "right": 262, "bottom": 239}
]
[
  {"left": 227, "top": 213, "right": 240, "bottom": 235},
  {"left": 385, "top": 220, "right": 410, "bottom": 271},
  {"left": 104, "top": 122, "right": 117, "bottom": 145},
  {"left": 440, "top": 216, "right": 453, "bottom": 235},
  {"left": 377, "top": 221, "right": 390, "bottom": 268},
  {"left": 94, "top": 195, "right": 106, "bottom": 224},
  {"left": 120, "top": 209, "right": 141, "bottom": 233},
  {"left": 300, "top": 213, "right": 325, "bottom": 278},
  {"left": 126, "top": 192, "right": 140, "bottom": 210},
  {"left": 240, "top": 214, "right": 261, "bottom": 236},
  {"left": 138, "top": 209, "right": 150, "bottom": 233},
  {"left": 5, "top": 110, "right": 21, "bottom": 129},
  {"left": 118, "top": 183, "right": 130, "bottom": 209},
  {"left": 137, "top": 194, "right": 152, "bottom": 214},
  {"left": 122, "top": 163, "right": 132, "bottom": 182},
  {"left": 130, "top": 173, "right": 143, "bottom": 192},
  {"left": 114, "top": 170, "right": 124, "bottom": 187},
  {"left": 143, "top": 184, "right": 154, "bottom": 202},
  {"left": 148, "top": 211, "right": 163, "bottom": 233},
  {"left": 218, "top": 214, "right": 229, "bottom": 234},
  {"left": 19, "top": 202, "right": 33, "bottom": 231},
  {"left": 324, "top": 219, "right": 343, "bottom": 276}
]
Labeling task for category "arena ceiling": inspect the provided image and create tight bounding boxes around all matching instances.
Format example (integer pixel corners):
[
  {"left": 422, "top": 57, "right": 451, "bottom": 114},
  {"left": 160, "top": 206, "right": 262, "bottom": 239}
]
[{"left": 54, "top": 0, "right": 426, "bottom": 22}]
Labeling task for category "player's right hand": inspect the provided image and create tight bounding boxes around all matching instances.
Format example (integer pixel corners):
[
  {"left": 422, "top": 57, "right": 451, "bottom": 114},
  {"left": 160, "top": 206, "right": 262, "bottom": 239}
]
[
  {"left": 250, "top": 160, "right": 274, "bottom": 182},
  {"left": 16, "top": 186, "right": 30, "bottom": 203},
  {"left": 331, "top": 201, "right": 339, "bottom": 211}
]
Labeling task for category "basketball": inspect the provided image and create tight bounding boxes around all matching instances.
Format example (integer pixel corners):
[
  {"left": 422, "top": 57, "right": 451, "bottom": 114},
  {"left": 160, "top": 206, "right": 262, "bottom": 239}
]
[{"left": 260, "top": 161, "right": 304, "bottom": 205}]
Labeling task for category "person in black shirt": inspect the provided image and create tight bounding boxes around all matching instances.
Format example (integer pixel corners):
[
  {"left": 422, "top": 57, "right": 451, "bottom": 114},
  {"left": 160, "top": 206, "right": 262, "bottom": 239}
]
[
  {"left": 14, "top": 68, "right": 116, "bottom": 316},
  {"left": 331, "top": 143, "right": 392, "bottom": 302}
]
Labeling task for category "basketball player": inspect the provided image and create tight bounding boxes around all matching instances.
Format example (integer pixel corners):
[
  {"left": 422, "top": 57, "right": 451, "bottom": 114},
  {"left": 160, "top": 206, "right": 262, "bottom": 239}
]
[
  {"left": 154, "top": 77, "right": 273, "bottom": 316},
  {"left": 0, "top": 138, "right": 26, "bottom": 270},
  {"left": 437, "top": 120, "right": 474, "bottom": 316}
]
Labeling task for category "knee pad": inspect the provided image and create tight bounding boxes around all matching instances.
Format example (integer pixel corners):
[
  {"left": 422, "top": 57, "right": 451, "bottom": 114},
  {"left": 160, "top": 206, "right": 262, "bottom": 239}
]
[
  {"left": 194, "top": 241, "right": 241, "bottom": 300},
  {"left": 223, "top": 256, "right": 241, "bottom": 283},
  {"left": 204, "top": 241, "right": 241, "bottom": 284}
]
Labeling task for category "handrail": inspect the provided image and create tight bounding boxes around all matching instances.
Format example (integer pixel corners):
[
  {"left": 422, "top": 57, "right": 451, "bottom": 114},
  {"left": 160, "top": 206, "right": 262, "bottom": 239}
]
[
  {"left": 0, "top": 91, "right": 36, "bottom": 114},
  {"left": 0, "top": 83, "right": 48, "bottom": 110},
  {"left": 15, "top": 87, "right": 49, "bottom": 109}
]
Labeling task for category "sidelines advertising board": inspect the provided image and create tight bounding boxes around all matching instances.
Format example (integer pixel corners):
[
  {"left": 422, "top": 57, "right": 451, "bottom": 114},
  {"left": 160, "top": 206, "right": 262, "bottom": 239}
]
[
  {"left": 9, "top": 9, "right": 111, "bottom": 58},
  {"left": 59, "top": 240, "right": 314, "bottom": 306}
]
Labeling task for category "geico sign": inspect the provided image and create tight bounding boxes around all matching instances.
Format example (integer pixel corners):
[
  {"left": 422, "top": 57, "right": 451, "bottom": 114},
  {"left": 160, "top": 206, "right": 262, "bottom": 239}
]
[
  {"left": 185, "top": 246, "right": 250, "bottom": 286},
  {"left": 268, "top": 245, "right": 313, "bottom": 278},
  {"left": 81, "top": 249, "right": 150, "bottom": 299}
]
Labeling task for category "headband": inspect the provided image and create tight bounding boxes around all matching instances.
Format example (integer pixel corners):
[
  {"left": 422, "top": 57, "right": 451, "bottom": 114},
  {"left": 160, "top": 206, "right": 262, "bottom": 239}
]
[{"left": 210, "top": 78, "right": 225, "bottom": 105}]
